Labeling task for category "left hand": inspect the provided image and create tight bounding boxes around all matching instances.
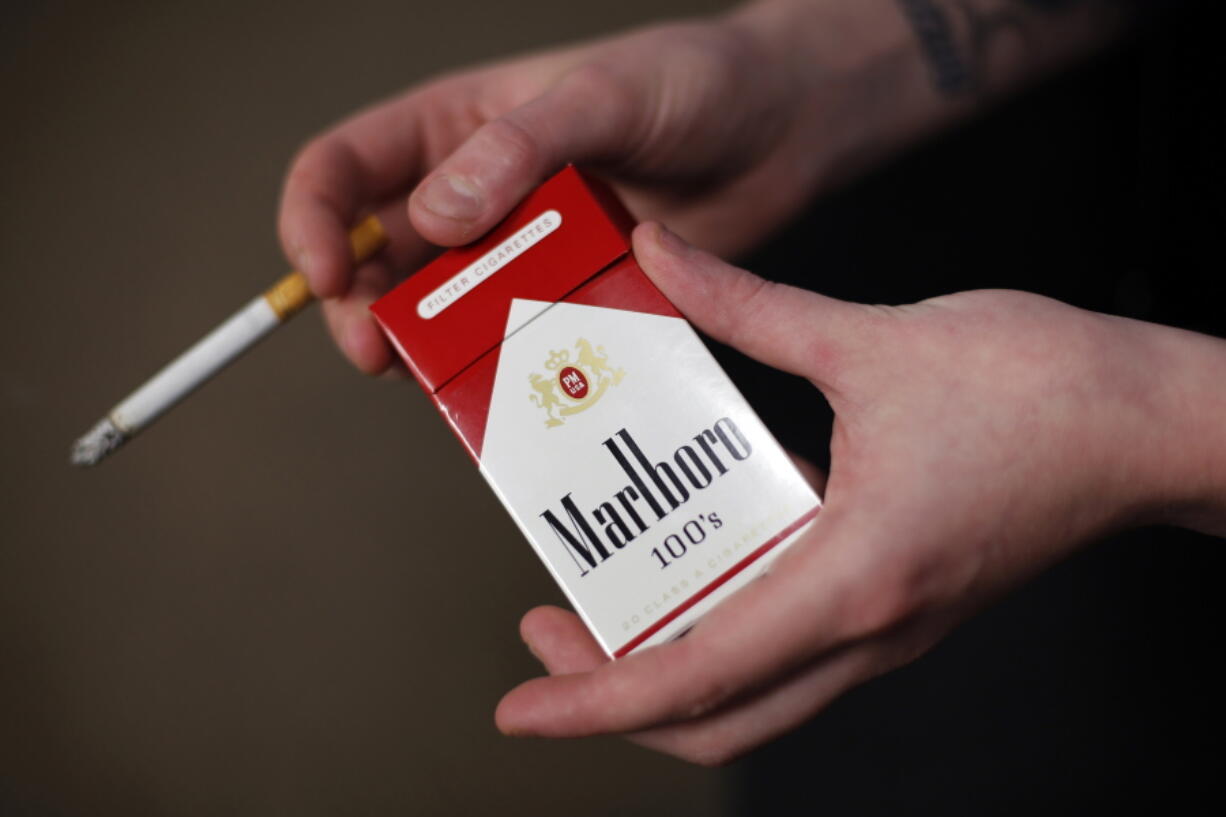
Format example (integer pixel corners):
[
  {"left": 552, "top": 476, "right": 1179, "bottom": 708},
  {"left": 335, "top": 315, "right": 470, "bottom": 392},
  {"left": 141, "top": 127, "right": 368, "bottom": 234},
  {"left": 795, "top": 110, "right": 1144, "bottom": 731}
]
[{"left": 494, "top": 221, "right": 1221, "bottom": 764}]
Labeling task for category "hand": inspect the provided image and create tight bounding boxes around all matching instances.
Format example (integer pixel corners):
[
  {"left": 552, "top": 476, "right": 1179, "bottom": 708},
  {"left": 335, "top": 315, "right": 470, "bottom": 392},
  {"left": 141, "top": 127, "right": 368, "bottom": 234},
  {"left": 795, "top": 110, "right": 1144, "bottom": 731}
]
[
  {"left": 277, "top": 0, "right": 1150, "bottom": 375},
  {"left": 493, "top": 221, "right": 1226, "bottom": 765},
  {"left": 277, "top": 0, "right": 919, "bottom": 374}
]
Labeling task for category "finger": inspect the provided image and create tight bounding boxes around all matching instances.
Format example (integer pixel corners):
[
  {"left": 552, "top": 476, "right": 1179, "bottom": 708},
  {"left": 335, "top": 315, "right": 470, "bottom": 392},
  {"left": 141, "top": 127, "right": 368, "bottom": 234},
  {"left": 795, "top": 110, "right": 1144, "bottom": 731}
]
[
  {"left": 320, "top": 257, "right": 397, "bottom": 375},
  {"left": 369, "top": 197, "right": 441, "bottom": 276},
  {"left": 632, "top": 222, "right": 879, "bottom": 391},
  {"left": 511, "top": 599, "right": 937, "bottom": 767},
  {"left": 279, "top": 92, "right": 442, "bottom": 297},
  {"left": 495, "top": 502, "right": 907, "bottom": 738},
  {"left": 627, "top": 613, "right": 943, "bottom": 765},
  {"left": 512, "top": 602, "right": 874, "bottom": 765},
  {"left": 518, "top": 605, "right": 608, "bottom": 675},
  {"left": 315, "top": 197, "right": 440, "bottom": 375},
  {"left": 279, "top": 137, "right": 362, "bottom": 297},
  {"left": 627, "top": 642, "right": 873, "bottom": 765},
  {"left": 409, "top": 64, "right": 644, "bottom": 245}
]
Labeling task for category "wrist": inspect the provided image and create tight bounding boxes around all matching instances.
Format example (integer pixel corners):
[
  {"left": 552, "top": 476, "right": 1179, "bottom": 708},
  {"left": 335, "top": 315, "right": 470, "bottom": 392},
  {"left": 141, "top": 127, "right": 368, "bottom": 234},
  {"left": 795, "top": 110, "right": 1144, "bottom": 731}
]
[
  {"left": 722, "top": 0, "right": 1136, "bottom": 198},
  {"left": 721, "top": 0, "right": 963, "bottom": 195},
  {"left": 1127, "top": 320, "right": 1226, "bottom": 537}
]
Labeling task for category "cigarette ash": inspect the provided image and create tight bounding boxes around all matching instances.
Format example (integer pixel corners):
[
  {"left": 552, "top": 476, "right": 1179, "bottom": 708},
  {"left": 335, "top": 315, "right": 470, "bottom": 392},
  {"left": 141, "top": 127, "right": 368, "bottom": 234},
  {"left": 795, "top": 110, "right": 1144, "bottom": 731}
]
[{"left": 70, "top": 417, "right": 126, "bottom": 467}]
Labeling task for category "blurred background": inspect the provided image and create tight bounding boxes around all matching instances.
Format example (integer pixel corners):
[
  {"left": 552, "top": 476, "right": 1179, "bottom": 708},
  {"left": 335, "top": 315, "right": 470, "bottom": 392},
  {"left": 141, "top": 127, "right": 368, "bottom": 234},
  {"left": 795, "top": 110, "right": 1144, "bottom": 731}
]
[
  {"left": 1, "top": 2, "right": 739, "bottom": 814},
  {"left": 2, "top": 1, "right": 1223, "bottom": 815}
]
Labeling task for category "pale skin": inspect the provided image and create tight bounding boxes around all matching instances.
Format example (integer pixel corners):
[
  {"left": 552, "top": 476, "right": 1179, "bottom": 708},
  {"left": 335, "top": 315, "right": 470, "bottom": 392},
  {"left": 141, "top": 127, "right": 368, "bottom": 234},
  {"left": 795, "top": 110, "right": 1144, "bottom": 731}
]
[{"left": 278, "top": 0, "right": 1225, "bottom": 764}]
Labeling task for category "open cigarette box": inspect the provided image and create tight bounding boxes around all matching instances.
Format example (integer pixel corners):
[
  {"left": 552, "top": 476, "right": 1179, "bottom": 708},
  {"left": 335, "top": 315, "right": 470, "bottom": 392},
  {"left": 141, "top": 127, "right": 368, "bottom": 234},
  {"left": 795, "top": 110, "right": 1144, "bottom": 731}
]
[{"left": 371, "top": 166, "right": 819, "bottom": 657}]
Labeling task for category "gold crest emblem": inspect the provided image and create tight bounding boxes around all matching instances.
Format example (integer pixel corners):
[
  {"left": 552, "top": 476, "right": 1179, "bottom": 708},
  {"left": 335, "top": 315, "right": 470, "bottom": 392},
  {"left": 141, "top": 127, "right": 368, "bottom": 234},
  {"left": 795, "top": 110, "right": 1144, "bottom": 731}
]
[{"left": 528, "top": 338, "right": 625, "bottom": 428}]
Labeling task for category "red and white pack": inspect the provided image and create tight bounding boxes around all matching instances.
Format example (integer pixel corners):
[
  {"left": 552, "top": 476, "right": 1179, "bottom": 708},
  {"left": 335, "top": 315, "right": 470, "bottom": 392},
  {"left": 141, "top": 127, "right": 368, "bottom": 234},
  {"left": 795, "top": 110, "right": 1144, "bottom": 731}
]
[{"left": 371, "top": 166, "right": 820, "bottom": 657}]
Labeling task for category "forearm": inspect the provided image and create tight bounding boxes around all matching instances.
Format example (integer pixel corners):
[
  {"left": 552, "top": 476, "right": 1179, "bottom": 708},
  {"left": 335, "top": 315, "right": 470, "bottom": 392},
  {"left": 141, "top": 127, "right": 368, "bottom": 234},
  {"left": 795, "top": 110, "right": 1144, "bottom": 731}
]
[
  {"left": 886, "top": 0, "right": 1141, "bottom": 98},
  {"left": 724, "top": 0, "right": 1149, "bottom": 194}
]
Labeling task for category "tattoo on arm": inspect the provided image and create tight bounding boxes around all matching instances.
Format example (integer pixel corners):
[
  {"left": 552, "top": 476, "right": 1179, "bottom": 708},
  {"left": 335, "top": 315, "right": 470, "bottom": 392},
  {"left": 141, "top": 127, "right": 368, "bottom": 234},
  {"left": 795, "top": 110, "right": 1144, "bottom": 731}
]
[
  {"left": 894, "top": 0, "right": 978, "bottom": 93},
  {"left": 894, "top": 0, "right": 1131, "bottom": 97}
]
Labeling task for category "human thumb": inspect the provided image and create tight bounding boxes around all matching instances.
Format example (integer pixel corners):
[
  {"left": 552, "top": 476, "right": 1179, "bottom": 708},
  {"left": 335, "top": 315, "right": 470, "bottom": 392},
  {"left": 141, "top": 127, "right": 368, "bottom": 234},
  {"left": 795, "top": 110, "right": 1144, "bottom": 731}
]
[{"left": 632, "top": 222, "right": 873, "bottom": 387}]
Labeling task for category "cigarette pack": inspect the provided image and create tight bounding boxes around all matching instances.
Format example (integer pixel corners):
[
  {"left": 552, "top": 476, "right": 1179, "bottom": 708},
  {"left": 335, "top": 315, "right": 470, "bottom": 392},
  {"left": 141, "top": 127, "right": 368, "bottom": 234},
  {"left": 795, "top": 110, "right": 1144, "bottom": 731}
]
[{"left": 371, "top": 167, "right": 820, "bottom": 657}]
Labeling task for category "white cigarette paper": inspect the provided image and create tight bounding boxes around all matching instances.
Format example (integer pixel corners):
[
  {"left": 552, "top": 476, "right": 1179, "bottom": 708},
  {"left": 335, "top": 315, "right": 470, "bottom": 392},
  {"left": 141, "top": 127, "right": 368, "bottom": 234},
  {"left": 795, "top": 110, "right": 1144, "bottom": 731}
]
[
  {"left": 116, "top": 295, "right": 282, "bottom": 432},
  {"left": 71, "top": 215, "right": 387, "bottom": 466}
]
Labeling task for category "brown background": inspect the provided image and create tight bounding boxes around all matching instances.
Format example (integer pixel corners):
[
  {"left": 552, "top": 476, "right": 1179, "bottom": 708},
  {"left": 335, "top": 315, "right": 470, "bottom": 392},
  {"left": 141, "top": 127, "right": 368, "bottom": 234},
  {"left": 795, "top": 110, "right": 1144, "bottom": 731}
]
[{"left": 0, "top": 2, "right": 739, "bottom": 814}]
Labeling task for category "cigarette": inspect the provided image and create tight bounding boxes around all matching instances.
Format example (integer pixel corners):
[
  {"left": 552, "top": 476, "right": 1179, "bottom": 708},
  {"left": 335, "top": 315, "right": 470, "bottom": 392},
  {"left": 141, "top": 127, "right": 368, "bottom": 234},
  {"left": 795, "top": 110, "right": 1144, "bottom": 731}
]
[{"left": 70, "top": 215, "right": 388, "bottom": 467}]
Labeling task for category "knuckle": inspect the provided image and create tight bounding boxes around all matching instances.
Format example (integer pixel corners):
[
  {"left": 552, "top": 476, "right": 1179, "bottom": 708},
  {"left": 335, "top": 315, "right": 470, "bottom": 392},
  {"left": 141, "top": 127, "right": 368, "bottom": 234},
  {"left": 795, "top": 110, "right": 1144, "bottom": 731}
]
[
  {"left": 475, "top": 114, "right": 544, "bottom": 178},
  {"left": 833, "top": 570, "right": 919, "bottom": 641},
  {"left": 656, "top": 641, "right": 734, "bottom": 721},
  {"left": 643, "top": 21, "right": 736, "bottom": 75},
  {"left": 286, "top": 137, "right": 331, "bottom": 181},
  {"left": 285, "top": 138, "right": 355, "bottom": 202},
  {"left": 557, "top": 62, "right": 637, "bottom": 122},
  {"left": 682, "top": 689, "right": 723, "bottom": 722},
  {"left": 723, "top": 274, "right": 778, "bottom": 346},
  {"left": 674, "top": 39, "right": 734, "bottom": 91},
  {"left": 678, "top": 674, "right": 734, "bottom": 721}
]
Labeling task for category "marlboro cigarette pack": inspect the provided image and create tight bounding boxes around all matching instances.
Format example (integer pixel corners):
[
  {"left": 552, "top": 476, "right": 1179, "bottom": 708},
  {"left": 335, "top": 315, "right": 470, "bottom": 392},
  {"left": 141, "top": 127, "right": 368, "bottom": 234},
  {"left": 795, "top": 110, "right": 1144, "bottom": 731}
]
[{"left": 371, "top": 167, "right": 820, "bottom": 657}]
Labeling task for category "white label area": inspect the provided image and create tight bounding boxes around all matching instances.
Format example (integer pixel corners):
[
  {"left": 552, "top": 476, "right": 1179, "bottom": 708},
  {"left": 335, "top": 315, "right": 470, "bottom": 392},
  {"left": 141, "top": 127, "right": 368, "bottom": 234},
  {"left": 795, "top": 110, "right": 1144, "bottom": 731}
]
[
  {"left": 478, "top": 300, "right": 819, "bottom": 655},
  {"left": 417, "top": 210, "right": 562, "bottom": 319}
]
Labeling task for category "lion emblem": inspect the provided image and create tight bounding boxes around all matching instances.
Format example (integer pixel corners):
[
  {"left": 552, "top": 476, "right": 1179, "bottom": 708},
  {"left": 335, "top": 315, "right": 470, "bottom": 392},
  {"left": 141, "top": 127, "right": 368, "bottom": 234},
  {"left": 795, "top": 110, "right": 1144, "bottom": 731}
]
[{"left": 528, "top": 338, "right": 625, "bottom": 428}]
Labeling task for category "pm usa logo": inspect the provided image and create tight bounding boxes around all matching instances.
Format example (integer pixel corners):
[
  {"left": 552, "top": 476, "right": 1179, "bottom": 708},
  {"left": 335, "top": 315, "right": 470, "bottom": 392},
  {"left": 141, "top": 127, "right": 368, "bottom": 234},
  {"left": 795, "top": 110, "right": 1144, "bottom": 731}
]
[{"left": 528, "top": 339, "right": 625, "bottom": 428}]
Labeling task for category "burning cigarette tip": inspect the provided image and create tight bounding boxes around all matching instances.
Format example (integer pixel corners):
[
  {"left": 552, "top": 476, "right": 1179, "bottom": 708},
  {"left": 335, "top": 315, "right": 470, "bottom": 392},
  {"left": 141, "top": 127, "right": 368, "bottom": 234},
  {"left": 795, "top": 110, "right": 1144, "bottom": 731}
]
[{"left": 70, "top": 417, "right": 127, "bottom": 467}]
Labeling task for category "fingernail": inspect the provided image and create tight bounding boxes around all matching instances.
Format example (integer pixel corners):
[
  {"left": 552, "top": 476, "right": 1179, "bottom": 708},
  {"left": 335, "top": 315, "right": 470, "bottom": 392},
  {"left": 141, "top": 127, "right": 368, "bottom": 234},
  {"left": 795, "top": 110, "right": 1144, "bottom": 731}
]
[
  {"left": 419, "top": 174, "right": 483, "bottom": 221},
  {"left": 290, "top": 241, "right": 313, "bottom": 276},
  {"left": 655, "top": 223, "right": 689, "bottom": 255}
]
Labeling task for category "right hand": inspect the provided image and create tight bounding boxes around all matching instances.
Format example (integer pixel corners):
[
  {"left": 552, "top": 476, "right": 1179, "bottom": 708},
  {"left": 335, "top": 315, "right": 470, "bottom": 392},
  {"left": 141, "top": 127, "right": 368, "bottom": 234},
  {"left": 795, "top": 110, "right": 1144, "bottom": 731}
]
[
  {"left": 278, "top": 1, "right": 868, "bottom": 374},
  {"left": 495, "top": 222, "right": 1226, "bottom": 764}
]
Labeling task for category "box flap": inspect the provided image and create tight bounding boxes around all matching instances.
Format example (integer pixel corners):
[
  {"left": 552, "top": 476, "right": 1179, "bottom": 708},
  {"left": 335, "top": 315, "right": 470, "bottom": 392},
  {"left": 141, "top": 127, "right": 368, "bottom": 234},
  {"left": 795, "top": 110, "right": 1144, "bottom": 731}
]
[{"left": 371, "top": 166, "right": 634, "bottom": 393}]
